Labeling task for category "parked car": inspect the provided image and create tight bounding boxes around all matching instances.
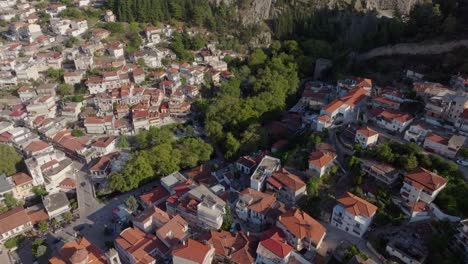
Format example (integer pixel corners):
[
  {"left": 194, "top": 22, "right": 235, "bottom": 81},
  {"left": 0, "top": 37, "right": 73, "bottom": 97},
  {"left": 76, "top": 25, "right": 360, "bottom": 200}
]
[{"left": 457, "top": 159, "right": 468, "bottom": 166}]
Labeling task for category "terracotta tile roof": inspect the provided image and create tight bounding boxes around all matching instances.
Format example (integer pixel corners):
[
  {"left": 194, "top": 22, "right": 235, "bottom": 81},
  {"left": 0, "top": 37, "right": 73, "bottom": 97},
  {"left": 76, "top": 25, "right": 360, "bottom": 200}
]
[
  {"left": 183, "top": 165, "right": 215, "bottom": 186},
  {"left": 139, "top": 186, "right": 170, "bottom": 207},
  {"left": 59, "top": 178, "right": 76, "bottom": 189},
  {"left": 172, "top": 239, "right": 212, "bottom": 263},
  {"left": 277, "top": 209, "right": 326, "bottom": 246},
  {"left": 27, "top": 207, "right": 49, "bottom": 224},
  {"left": 156, "top": 214, "right": 188, "bottom": 248},
  {"left": 92, "top": 136, "right": 116, "bottom": 148},
  {"left": 207, "top": 230, "right": 255, "bottom": 263},
  {"left": 11, "top": 172, "right": 33, "bottom": 186},
  {"left": 84, "top": 117, "right": 105, "bottom": 124},
  {"left": 269, "top": 168, "right": 305, "bottom": 191},
  {"left": 308, "top": 151, "right": 336, "bottom": 168},
  {"left": 356, "top": 127, "right": 378, "bottom": 137},
  {"left": 259, "top": 232, "right": 292, "bottom": 258},
  {"left": 89, "top": 152, "right": 119, "bottom": 172},
  {"left": 405, "top": 167, "right": 448, "bottom": 192},
  {"left": 236, "top": 156, "right": 257, "bottom": 169},
  {"left": 133, "top": 206, "right": 170, "bottom": 227},
  {"left": 337, "top": 192, "right": 378, "bottom": 217},
  {"left": 24, "top": 140, "right": 50, "bottom": 153},
  {"left": 425, "top": 134, "right": 448, "bottom": 145},
  {"left": 406, "top": 201, "right": 429, "bottom": 213},
  {"left": 318, "top": 114, "right": 330, "bottom": 122},
  {"left": 0, "top": 207, "right": 31, "bottom": 235},
  {"left": 49, "top": 238, "right": 106, "bottom": 264},
  {"left": 372, "top": 96, "right": 400, "bottom": 106},
  {"left": 239, "top": 188, "right": 276, "bottom": 214},
  {"left": 115, "top": 227, "right": 168, "bottom": 263},
  {"left": 323, "top": 100, "right": 344, "bottom": 113},
  {"left": 369, "top": 108, "right": 413, "bottom": 123}
]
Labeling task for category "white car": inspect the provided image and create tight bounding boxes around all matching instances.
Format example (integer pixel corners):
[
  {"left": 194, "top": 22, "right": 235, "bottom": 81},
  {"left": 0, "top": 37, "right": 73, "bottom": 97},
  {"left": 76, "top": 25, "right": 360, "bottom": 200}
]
[{"left": 456, "top": 159, "right": 468, "bottom": 166}]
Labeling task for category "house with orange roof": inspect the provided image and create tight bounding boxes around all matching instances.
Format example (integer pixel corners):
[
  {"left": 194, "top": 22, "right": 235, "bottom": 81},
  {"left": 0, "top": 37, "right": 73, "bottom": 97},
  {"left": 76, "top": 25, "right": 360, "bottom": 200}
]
[
  {"left": 371, "top": 96, "right": 400, "bottom": 110},
  {"left": 400, "top": 167, "right": 448, "bottom": 204},
  {"left": 266, "top": 168, "right": 306, "bottom": 205},
  {"left": 11, "top": 172, "right": 34, "bottom": 200},
  {"left": 139, "top": 186, "right": 170, "bottom": 208},
  {"left": 115, "top": 227, "right": 169, "bottom": 264},
  {"left": 256, "top": 230, "right": 310, "bottom": 264},
  {"left": 155, "top": 214, "right": 189, "bottom": 249},
  {"left": 423, "top": 133, "right": 465, "bottom": 159},
  {"left": 331, "top": 192, "right": 378, "bottom": 238},
  {"left": 172, "top": 239, "right": 215, "bottom": 264},
  {"left": 0, "top": 207, "right": 33, "bottom": 242},
  {"left": 23, "top": 140, "right": 53, "bottom": 157},
  {"left": 206, "top": 230, "right": 256, "bottom": 264},
  {"left": 49, "top": 237, "right": 111, "bottom": 264},
  {"left": 276, "top": 209, "right": 326, "bottom": 251},
  {"left": 316, "top": 87, "right": 368, "bottom": 131},
  {"left": 308, "top": 150, "right": 336, "bottom": 177},
  {"left": 133, "top": 206, "right": 171, "bottom": 233},
  {"left": 355, "top": 127, "right": 379, "bottom": 148},
  {"left": 235, "top": 188, "right": 285, "bottom": 228},
  {"left": 368, "top": 108, "right": 414, "bottom": 133},
  {"left": 91, "top": 136, "right": 117, "bottom": 156}
]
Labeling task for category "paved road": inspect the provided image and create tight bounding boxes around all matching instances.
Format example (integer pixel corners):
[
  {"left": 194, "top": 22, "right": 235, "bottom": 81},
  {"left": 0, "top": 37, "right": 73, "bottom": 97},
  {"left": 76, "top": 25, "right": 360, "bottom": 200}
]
[{"left": 319, "top": 224, "right": 383, "bottom": 264}]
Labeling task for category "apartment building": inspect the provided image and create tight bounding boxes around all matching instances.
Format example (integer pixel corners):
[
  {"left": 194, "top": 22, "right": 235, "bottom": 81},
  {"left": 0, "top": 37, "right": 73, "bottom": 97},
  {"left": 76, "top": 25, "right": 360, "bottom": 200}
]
[
  {"left": 423, "top": 134, "right": 466, "bottom": 159},
  {"left": 308, "top": 150, "right": 336, "bottom": 177},
  {"left": 265, "top": 168, "right": 306, "bottom": 205},
  {"left": 355, "top": 127, "right": 379, "bottom": 148},
  {"left": 331, "top": 192, "right": 378, "bottom": 238},
  {"left": 276, "top": 209, "right": 327, "bottom": 251},
  {"left": 400, "top": 167, "right": 448, "bottom": 204}
]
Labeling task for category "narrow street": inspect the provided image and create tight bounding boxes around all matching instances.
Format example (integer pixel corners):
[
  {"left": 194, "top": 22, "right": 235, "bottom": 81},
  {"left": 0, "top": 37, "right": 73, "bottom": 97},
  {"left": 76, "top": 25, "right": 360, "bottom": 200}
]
[{"left": 320, "top": 224, "right": 383, "bottom": 264}]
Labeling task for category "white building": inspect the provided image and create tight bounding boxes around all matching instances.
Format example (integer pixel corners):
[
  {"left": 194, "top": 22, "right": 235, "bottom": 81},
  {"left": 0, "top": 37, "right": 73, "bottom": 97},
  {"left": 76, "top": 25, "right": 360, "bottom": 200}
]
[
  {"left": 400, "top": 167, "right": 448, "bottom": 204},
  {"left": 369, "top": 108, "right": 413, "bottom": 133},
  {"left": 308, "top": 150, "right": 336, "bottom": 177},
  {"left": 423, "top": 134, "right": 465, "bottom": 159},
  {"left": 355, "top": 127, "right": 379, "bottom": 148},
  {"left": 250, "top": 155, "right": 281, "bottom": 191},
  {"left": 43, "top": 192, "right": 70, "bottom": 219},
  {"left": 0, "top": 208, "right": 33, "bottom": 242},
  {"left": 331, "top": 192, "right": 378, "bottom": 238}
]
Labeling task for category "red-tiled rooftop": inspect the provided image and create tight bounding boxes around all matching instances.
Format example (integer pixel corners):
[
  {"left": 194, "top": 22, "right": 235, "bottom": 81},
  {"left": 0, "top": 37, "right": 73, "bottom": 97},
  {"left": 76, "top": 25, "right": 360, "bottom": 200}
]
[{"left": 336, "top": 192, "right": 378, "bottom": 217}]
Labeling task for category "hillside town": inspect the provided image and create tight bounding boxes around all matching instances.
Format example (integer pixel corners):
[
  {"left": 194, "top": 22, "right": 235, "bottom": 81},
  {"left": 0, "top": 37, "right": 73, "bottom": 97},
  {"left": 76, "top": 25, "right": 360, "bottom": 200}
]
[{"left": 0, "top": 1, "right": 466, "bottom": 264}]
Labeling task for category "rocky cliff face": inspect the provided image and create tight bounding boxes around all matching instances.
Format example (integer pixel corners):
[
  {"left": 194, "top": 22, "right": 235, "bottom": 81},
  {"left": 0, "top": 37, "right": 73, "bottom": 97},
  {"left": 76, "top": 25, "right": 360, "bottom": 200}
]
[{"left": 211, "top": 0, "right": 422, "bottom": 24}]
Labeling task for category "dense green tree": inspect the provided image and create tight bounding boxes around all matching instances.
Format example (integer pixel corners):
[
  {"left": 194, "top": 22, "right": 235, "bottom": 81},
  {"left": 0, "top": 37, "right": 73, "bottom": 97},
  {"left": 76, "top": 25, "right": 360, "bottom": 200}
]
[
  {"left": 37, "top": 221, "right": 49, "bottom": 232},
  {"left": 32, "top": 185, "right": 48, "bottom": 196},
  {"left": 3, "top": 193, "right": 17, "bottom": 209},
  {"left": 63, "top": 212, "right": 73, "bottom": 222},
  {"left": 176, "top": 138, "right": 212, "bottom": 169},
  {"left": 125, "top": 196, "right": 139, "bottom": 212},
  {"left": 117, "top": 135, "right": 130, "bottom": 148},
  {"left": 147, "top": 143, "right": 181, "bottom": 176},
  {"left": 71, "top": 129, "right": 84, "bottom": 137},
  {"left": 224, "top": 133, "right": 240, "bottom": 159},
  {"left": 58, "top": 84, "right": 74, "bottom": 96},
  {"left": 248, "top": 49, "right": 267, "bottom": 69},
  {"left": 0, "top": 145, "right": 22, "bottom": 175}
]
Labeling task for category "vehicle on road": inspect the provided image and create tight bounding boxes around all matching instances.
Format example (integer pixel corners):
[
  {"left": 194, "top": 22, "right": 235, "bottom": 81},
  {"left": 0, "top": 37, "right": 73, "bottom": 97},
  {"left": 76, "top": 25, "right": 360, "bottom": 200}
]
[
  {"left": 81, "top": 182, "right": 86, "bottom": 187},
  {"left": 457, "top": 159, "right": 468, "bottom": 166}
]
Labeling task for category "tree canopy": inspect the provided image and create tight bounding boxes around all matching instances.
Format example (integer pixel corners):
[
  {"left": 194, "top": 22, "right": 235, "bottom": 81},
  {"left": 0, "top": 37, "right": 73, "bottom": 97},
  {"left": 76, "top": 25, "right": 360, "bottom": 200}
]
[
  {"left": 0, "top": 145, "right": 22, "bottom": 175},
  {"left": 108, "top": 127, "right": 212, "bottom": 192}
]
